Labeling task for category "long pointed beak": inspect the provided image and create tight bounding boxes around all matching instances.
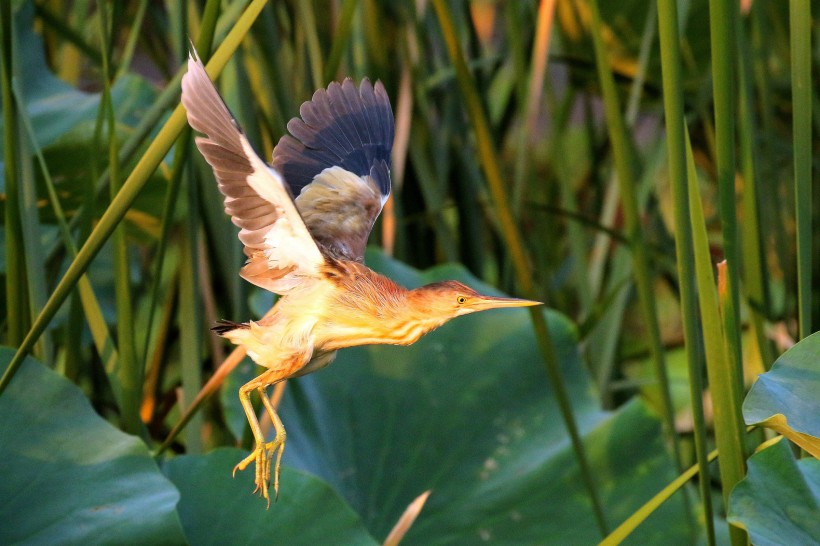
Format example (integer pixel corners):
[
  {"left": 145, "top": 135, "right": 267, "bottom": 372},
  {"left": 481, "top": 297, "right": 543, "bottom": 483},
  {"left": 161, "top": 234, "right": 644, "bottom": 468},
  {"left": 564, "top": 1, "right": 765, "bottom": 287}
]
[{"left": 468, "top": 295, "right": 542, "bottom": 312}]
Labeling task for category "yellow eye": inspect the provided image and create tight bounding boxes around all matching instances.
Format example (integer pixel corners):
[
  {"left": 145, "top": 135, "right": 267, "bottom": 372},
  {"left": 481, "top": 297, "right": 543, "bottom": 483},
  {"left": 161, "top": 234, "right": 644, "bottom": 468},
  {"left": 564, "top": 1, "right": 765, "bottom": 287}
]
[{"left": 457, "top": 296, "right": 467, "bottom": 304}]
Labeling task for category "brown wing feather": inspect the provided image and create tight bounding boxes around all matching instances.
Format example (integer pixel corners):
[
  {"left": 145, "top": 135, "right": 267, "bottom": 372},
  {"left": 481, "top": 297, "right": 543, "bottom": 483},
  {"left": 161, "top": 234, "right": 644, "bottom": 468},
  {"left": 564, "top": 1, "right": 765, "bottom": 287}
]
[{"left": 181, "top": 51, "right": 324, "bottom": 294}]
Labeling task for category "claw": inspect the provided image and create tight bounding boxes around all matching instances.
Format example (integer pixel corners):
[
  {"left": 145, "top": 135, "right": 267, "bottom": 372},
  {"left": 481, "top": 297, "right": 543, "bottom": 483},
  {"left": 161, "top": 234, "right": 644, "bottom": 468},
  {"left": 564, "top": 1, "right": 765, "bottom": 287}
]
[
  {"left": 233, "top": 435, "right": 285, "bottom": 507},
  {"left": 269, "top": 436, "right": 285, "bottom": 501},
  {"left": 234, "top": 374, "right": 290, "bottom": 506}
]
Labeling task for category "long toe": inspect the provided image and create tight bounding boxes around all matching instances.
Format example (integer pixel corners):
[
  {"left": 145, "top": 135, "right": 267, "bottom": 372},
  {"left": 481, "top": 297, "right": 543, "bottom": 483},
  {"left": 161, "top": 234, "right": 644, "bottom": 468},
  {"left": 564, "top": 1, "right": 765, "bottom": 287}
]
[
  {"left": 256, "top": 448, "right": 272, "bottom": 504},
  {"left": 232, "top": 436, "right": 286, "bottom": 506},
  {"left": 233, "top": 445, "right": 273, "bottom": 505},
  {"left": 271, "top": 442, "right": 285, "bottom": 501},
  {"left": 233, "top": 450, "right": 257, "bottom": 477}
]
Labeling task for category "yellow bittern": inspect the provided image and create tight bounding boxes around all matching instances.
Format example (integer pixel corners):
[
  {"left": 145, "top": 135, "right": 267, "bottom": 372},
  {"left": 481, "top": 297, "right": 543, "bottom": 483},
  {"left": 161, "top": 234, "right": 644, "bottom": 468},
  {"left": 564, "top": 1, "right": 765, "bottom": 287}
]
[{"left": 181, "top": 52, "right": 540, "bottom": 505}]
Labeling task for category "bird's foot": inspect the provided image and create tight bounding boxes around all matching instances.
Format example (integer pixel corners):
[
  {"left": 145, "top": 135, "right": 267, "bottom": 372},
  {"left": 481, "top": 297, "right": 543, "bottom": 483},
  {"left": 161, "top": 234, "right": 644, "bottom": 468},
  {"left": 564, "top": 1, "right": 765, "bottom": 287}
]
[{"left": 233, "top": 435, "right": 286, "bottom": 507}]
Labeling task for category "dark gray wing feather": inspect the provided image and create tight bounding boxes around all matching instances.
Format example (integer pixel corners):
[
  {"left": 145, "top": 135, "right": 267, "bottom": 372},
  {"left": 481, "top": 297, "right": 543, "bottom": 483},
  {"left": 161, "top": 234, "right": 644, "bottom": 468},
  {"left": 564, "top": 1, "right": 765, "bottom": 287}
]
[
  {"left": 272, "top": 77, "right": 395, "bottom": 262},
  {"left": 272, "top": 79, "right": 393, "bottom": 197}
]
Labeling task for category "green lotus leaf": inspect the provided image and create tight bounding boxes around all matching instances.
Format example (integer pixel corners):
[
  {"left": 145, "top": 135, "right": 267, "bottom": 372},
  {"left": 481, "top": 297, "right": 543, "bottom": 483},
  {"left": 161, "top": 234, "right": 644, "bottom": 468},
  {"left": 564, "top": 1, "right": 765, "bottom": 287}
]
[
  {"left": 728, "top": 437, "right": 820, "bottom": 545},
  {"left": 0, "top": 347, "right": 185, "bottom": 545},
  {"left": 743, "top": 331, "right": 820, "bottom": 458},
  {"left": 163, "top": 448, "right": 378, "bottom": 545}
]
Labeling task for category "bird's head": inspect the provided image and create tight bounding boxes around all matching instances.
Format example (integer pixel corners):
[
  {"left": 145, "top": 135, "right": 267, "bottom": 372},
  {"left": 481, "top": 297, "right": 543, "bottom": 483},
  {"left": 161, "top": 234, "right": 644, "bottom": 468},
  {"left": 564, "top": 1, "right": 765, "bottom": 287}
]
[{"left": 409, "top": 280, "right": 541, "bottom": 320}]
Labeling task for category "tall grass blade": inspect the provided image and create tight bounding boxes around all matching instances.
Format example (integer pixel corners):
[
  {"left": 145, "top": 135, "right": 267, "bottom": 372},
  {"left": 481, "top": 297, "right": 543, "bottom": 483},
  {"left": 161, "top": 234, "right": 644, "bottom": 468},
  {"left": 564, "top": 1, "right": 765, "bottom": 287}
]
[
  {"left": 141, "top": 248, "right": 179, "bottom": 425},
  {"left": 432, "top": 0, "right": 609, "bottom": 535},
  {"left": 361, "top": 0, "right": 388, "bottom": 76},
  {"left": 453, "top": 132, "right": 495, "bottom": 280},
  {"left": 685, "top": 130, "right": 747, "bottom": 545},
  {"left": 553, "top": 109, "right": 593, "bottom": 316},
  {"left": 296, "top": 0, "right": 323, "bottom": 88},
  {"left": 166, "top": 0, "right": 187, "bottom": 60},
  {"left": 584, "top": 8, "right": 660, "bottom": 401},
  {"left": 179, "top": 168, "right": 203, "bottom": 454},
  {"left": 407, "top": 130, "right": 459, "bottom": 261},
  {"left": 17, "top": 101, "right": 51, "bottom": 363},
  {"left": 708, "top": 0, "right": 744, "bottom": 404},
  {"left": 588, "top": 2, "right": 656, "bottom": 301},
  {"left": 511, "top": 0, "right": 555, "bottom": 217},
  {"left": 655, "top": 0, "right": 716, "bottom": 543},
  {"left": 382, "top": 61, "right": 412, "bottom": 255},
  {"left": 736, "top": 19, "right": 773, "bottom": 369},
  {"left": 431, "top": 1, "right": 537, "bottom": 295},
  {"left": 172, "top": 4, "right": 225, "bottom": 448},
  {"left": 98, "top": 0, "right": 142, "bottom": 435},
  {"left": 324, "top": 0, "right": 358, "bottom": 81},
  {"left": 114, "top": 0, "right": 148, "bottom": 80},
  {"left": 789, "top": 0, "right": 812, "bottom": 339},
  {"left": 747, "top": 6, "right": 786, "bottom": 317},
  {"left": 1, "top": 3, "right": 29, "bottom": 345},
  {"left": 0, "top": 0, "right": 271, "bottom": 397}
]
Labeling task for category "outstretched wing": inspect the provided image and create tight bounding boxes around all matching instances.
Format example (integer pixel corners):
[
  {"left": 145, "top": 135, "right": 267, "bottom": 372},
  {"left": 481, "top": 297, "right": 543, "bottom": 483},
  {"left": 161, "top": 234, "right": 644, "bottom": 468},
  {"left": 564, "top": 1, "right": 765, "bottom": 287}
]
[
  {"left": 181, "top": 52, "right": 324, "bottom": 295},
  {"left": 272, "top": 78, "right": 394, "bottom": 262}
]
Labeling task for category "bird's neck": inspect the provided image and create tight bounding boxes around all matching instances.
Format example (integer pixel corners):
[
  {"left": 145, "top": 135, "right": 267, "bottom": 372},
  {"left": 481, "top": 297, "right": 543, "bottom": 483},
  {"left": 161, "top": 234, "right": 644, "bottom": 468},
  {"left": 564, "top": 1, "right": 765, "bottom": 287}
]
[
  {"left": 377, "top": 295, "right": 449, "bottom": 346},
  {"left": 318, "top": 266, "right": 448, "bottom": 349},
  {"left": 394, "top": 288, "right": 451, "bottom": 339}
]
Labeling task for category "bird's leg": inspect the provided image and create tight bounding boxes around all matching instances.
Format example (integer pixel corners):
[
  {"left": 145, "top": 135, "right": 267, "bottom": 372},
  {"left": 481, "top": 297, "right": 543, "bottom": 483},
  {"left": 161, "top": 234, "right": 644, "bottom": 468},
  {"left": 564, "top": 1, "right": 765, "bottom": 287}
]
[
  {"left": 232, "top": 369, "right": 287, "bottom": 506},
  {"left": 258, "top": 386, "right": 286, "bottom": 499}
]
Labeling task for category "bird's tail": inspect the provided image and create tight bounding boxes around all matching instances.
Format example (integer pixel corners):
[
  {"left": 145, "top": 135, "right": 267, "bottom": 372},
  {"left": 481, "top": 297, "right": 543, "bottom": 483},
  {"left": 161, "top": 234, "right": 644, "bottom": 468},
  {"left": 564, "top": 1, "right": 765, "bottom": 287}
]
[{"left": 212, "top": 319, "right": 249, "bottom": 336}]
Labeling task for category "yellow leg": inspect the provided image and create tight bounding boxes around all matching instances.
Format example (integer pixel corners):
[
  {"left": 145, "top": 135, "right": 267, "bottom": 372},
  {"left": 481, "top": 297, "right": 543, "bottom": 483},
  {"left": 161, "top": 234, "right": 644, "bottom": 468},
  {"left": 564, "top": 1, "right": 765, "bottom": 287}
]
[
  {"left": 258, "top": 386, "right": 286, "bottom": 499},
  {"left": 232, "top": 370, "right": 287, "bottom": 507}
]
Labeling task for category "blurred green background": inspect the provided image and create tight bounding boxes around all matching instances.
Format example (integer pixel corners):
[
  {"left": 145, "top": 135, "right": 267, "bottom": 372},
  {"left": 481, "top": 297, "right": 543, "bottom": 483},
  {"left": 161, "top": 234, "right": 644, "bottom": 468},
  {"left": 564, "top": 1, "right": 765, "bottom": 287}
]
[{"left": 0, "top": 0, "right": 818, "bottom": 544}]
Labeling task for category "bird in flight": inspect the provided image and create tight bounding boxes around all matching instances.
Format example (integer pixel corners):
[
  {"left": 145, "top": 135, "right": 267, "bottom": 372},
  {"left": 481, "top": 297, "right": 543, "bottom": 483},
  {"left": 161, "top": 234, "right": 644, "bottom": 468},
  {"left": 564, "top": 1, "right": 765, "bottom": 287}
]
[{"left": 181, "top": 51, "right": 540, "bottom": 505}]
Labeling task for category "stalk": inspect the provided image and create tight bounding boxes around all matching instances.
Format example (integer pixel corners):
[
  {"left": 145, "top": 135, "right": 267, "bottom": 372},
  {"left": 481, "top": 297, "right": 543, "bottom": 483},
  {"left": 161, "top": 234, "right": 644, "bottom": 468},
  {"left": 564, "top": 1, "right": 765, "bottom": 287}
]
[
  {"left": 708, "top": 0, "right": 744, "bottom": 407},
  {"left": 1, "top": 2, "right": 29, "bottom": 345},
  {"left": 789, "top": 0, "right": 812, "bottom": 339},
  {"left": 324, "top": 0, "right": 358, "bottom": 82},
  {"left": 655, "top": 0, "right": 716, "bottom": 543},
  {"left": 179, "top": 166, "right": 204, "bottom": 454},
  {"left": 686, "top": 132, "right": 747, "bottom": 545},
  {"left": 98, "top": 0, "right": 141, "bottom": 435},
  {"left": 296, "top": 0, "right": 323, "bottom": 88},
  {"left": 736, "top": 19, "right": 773, "bottom": 368}
]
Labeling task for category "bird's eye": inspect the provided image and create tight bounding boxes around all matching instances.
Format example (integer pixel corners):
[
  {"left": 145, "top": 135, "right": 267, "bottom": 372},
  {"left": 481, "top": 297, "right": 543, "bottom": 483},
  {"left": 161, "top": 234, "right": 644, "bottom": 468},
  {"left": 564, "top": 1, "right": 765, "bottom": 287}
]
[{"left": 456, "top": 296, "right": 467, "bottom": 304}]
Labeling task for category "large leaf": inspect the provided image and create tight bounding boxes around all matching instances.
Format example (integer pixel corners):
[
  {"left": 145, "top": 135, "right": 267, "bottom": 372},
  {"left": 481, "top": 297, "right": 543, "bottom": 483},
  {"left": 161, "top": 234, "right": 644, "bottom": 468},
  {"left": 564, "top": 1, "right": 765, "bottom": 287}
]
[
  {"left": 164, "top": 448, "right": 378, "bottom": 545},
  {"left": 728, "top": 437, "right": 820, "bottom": 545},
  {"left": 224, "top": 251, "right": 694, "bottom": 544},
  {"left": 0, "top": 347, "right": 185, "bottom": 545},
  {"left": 743, "top": 331, "right": 820, "bottom": 458}
]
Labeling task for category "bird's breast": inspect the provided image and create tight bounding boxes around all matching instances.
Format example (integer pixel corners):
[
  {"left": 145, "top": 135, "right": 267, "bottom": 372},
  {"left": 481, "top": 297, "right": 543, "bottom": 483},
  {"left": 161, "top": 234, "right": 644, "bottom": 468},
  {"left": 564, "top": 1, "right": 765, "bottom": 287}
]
[{"left": 312, "top": 305, "right": 445, "bottom": 350}]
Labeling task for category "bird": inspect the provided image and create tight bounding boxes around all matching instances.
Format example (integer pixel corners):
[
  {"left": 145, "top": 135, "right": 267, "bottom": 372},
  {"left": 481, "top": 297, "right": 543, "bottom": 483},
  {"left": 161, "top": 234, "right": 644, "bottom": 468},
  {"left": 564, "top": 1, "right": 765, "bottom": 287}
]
[{"left": 180, "top": 51, "right": 540, "bottom": 506}]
